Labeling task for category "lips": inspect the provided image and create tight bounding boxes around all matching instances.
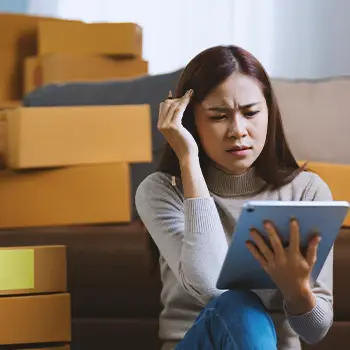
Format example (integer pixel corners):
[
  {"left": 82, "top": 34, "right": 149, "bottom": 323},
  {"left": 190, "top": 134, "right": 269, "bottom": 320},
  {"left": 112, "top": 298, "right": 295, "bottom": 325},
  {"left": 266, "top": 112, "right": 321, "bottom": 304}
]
[{"left": 226, "top": 146, "right": 251, "bottom": 152}]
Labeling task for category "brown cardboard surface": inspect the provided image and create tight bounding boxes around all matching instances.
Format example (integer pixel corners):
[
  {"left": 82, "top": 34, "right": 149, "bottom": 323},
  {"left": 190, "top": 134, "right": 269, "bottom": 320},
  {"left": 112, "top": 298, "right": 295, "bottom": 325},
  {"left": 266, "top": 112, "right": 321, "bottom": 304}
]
[
  {"left": 0, "top": 101, "right": 22, "bottom": 110},
  {"left": 24, "top": 54, "right": 148, "bottom": 93},
  {"left": 303, "top": 162, "right": 350, "bottom": 226},
  {"left": 2, "top": 105, "right": 151, "bottom": 169},
  {"left": 38, "top": 21, "right": 142, "bottom": 56},
  {"left": 24, "top": 56, "right": 42, "bottom": 95},
  {"left": 0, "top": 49, "right": 20, "bottom": 101},
  {"left": 0, "top": 14, "right": 73, "bottom": 101},
  {"left": 0, "top": 113, "right": 7, "bottom": 169},
  {"left": 0, "top": 245, "right": 66, "bottom": 295},
  {"left": 0, "top": 293, "right": 71, "bottom": 345},
  {"left": 0, "top": 162, "right": 131, "bottom": 228},
  {"left": 0, "top": 13, "right": 67, "bottom": 51}
]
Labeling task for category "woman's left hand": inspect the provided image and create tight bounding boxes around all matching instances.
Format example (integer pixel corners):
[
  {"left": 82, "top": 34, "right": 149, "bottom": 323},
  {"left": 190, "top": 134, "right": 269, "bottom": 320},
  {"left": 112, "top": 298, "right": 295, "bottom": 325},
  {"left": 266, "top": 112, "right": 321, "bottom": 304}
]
[{"left": 246, "top": 218, "right": 320, "bottom": 313}]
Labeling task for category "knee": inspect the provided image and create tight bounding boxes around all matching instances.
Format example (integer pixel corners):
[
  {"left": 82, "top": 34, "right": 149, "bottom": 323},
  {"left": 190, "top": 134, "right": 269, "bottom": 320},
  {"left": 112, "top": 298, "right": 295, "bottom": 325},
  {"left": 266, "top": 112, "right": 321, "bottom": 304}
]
[
  {"left": 209, "top": 290, "right": 277, "bottom": 347},
  {"left": 209, "top": 290, "right": 276, "bottom": 331},
  {"left": 214, "top": 290, "right": 265, "bottom": 312}
]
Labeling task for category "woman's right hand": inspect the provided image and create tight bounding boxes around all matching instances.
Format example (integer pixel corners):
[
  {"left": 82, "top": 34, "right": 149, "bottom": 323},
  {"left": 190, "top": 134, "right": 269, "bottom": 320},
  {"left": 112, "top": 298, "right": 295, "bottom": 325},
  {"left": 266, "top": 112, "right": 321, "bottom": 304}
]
[{"left": 157, "top": 89, "right": 198, "bottom": 162}]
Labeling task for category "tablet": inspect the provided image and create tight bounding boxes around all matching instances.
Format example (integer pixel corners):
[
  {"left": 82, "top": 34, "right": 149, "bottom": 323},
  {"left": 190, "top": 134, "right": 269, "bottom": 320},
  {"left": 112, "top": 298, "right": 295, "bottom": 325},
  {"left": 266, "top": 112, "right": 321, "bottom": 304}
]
[{"left": 216, "top": 200, "right": 349, "bottom": 290}]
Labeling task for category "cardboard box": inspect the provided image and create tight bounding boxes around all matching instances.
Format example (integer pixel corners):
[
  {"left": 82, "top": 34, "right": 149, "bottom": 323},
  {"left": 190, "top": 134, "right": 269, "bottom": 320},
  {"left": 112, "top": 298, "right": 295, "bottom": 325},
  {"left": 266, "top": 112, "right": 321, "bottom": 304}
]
[
  {"left": 0, "top": 14, "right": 72, "bottom": 101},
  {"left": 0, "top": 49, "right": 20, "bottom": 101},
  {"left": 2, "top": 105, "right": 151, "bottom": 169},
  {"left": 0, "top": 162, "right": 131, "bottom": 228},
  {"left": 38, "top": 21, "right": 142, "bottom": 56},
  {"left": 304, "top": 162, "right": 350, "bottom": 226},
  {"left": 0, "top": 112, "right": 7, "bottom": 169},
  {"left": 0, "top": 13, "right": 67, "bottom": 51},
  {"left": 0, "top": 245, "right": 66, "bottom": 295},
  {"left": 24, "top": 54, "right": 148, "bottom": 94},
  {"left": 0, "top": 293, "right": 71, "bottom": 345}
]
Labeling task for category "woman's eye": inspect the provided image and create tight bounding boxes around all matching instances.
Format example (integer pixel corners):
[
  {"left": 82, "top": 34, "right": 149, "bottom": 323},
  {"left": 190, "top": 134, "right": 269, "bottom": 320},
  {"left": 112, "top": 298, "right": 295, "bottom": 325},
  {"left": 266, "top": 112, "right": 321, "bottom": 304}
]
[
  {"left": 244, "top": 110, "right": 259, "bottom": 117},
  {"left": 210, "top": 115, "right": 227, "bottom": 121}
]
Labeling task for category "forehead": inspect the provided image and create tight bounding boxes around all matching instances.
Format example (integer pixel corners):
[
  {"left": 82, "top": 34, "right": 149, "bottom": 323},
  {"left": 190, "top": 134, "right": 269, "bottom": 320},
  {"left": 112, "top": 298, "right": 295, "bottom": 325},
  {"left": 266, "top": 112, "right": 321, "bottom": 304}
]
[{"left": 201, "top": 73, "right": 264, "bottom": 107}]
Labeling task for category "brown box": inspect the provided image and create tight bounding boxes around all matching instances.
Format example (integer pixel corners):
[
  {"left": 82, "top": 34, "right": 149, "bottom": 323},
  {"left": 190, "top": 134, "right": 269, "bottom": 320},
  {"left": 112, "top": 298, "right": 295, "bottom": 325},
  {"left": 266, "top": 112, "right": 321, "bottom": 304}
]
[
  {"left": 0, "top": 245, "right": 66, "bottom": 295},
  {"left": 304, "top": 161, "right": 350, "bottom": 226},
  {"left": 0, "top": 50, "right": 20, "bottom": 101},
  {"left": 0, "top": 293, "right": 71, "bottom": 345},
  {"left": 2, "top": 105, "right": 151, "bottom": 169},
  {"left": 0, "top": 112, "right": 7, "bottom": 169},
  {"left": 0, "top": 13, "right": 67, "bottom": 51},
  {"left": 0, "top": 14, "right": 73, "bottom": 101},
  {"left": 0, "top": 162, "right": 131, "bottom": 228},
  {"left": 24, "top": 54, "right": 148, "bottom": 93},
  {"left": 38, "top": 21, "right": 142, "bottom": 56}
]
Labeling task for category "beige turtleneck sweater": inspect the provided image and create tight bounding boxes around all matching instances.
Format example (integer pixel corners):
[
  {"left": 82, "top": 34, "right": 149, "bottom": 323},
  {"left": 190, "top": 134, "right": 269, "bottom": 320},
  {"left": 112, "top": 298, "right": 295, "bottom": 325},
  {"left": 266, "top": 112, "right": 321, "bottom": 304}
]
[{"left": 135, "top": 166, "right": 334, "bottom": 350}]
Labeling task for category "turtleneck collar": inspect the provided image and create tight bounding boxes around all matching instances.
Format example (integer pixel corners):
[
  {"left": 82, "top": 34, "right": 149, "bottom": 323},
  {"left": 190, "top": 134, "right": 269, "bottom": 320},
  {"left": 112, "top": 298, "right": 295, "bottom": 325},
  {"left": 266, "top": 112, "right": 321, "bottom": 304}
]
[{"left": 205, "top": 163, "right": 267, "bottom": 197}]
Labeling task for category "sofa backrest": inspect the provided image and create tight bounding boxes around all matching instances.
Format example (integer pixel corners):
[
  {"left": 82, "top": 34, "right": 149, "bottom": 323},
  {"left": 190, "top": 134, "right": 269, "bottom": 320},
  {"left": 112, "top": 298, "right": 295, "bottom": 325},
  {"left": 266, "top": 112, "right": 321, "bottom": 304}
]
[{"left": 272, "top": 78, "right": 350, "bottom": 165}]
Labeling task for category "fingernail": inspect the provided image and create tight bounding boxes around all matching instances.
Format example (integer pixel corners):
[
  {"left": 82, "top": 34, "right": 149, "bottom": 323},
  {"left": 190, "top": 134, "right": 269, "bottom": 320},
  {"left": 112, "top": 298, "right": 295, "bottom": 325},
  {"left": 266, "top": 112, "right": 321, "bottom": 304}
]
[
  {"left": 187, "top": 89, "right": 194, "bottom": 96},
  {"left": 263, "top": 221, "right": 271, "bottom": 229},
  {"left": 168, "top": 90, "right": 172, "bottom": 98}
]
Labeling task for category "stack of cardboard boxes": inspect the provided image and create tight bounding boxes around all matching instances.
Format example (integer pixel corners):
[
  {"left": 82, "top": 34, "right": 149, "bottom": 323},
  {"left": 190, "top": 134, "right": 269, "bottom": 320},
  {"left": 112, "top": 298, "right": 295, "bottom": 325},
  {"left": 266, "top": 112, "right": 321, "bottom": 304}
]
[
  {"left": 0, "top": 13, "right": 151, "bottom": 227},
  {"left": 0, "top": 13, "right": 152, "bottom": 348},
  {"left": 0, "top": 13, "right": 148, "bottom": 104},
  {"left": 0, "top": 245, "right": 70, "bottom": 349}
]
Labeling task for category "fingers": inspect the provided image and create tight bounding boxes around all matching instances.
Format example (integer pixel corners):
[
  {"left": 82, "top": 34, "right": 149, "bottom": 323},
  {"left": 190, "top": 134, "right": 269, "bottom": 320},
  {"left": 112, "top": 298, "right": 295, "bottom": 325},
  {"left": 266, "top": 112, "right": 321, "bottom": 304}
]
[
  {"left": 246, "top": 240, "right": 268, "bottom": 270},
  {"left": 306, "top": 235, "right": 321, "bottom": 267},
  {"left": 158, "top": 89, "right": 193, "bottom": 129},
  {"left": 166, "top": 89, "right": 194, "bottom": 125},
  {"left": 289, "top": 217, "right": 300, "bottom": 253},
  {"left": 263, "top": 221, "right": 285, "bottom": 259},
  {"left": 249, "top": 229, "right": 274, "bottom": 262}
]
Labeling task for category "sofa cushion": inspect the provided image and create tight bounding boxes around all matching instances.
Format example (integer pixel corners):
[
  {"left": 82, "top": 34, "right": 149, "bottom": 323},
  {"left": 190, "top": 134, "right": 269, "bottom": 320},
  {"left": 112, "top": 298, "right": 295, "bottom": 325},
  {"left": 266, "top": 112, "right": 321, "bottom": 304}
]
[{"left": 273, "top": 78, "right": 350, "bottom": 165}]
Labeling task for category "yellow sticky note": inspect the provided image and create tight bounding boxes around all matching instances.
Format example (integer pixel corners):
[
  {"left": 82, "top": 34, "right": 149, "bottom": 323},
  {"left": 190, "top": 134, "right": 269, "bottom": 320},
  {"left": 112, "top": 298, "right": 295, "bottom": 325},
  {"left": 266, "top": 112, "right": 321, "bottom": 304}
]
[{"left": 0, "top": 249, "right": 34, "bottom": 291}]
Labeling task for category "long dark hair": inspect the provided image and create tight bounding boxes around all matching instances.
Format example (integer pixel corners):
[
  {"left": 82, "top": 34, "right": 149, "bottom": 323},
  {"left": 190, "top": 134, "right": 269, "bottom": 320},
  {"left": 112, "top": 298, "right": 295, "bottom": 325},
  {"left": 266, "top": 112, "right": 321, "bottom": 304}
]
[{"left": 147, "top": 45, "right": 305, "bottom": 269}]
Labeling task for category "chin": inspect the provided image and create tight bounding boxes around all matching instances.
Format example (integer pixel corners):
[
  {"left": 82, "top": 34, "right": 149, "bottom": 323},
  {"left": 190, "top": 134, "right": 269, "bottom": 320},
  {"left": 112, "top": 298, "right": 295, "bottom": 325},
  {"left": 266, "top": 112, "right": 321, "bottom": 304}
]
[{"left": 217, "top": 160, "right": 254, "bottom": 175}]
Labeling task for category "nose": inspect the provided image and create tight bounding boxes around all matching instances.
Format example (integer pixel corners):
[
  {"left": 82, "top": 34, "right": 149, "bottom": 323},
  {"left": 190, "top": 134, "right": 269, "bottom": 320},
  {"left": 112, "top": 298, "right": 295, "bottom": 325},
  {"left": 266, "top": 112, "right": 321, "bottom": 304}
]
[{"left": 227, "top": 115, "right": 247, "bottom": 139}]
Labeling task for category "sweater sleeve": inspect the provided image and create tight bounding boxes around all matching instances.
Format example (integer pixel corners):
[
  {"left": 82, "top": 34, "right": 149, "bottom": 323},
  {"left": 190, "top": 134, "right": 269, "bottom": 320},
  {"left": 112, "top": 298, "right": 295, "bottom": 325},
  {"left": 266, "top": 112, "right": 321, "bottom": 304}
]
[
  {"left": 135, "top": 172, "right": 228, "bottom": 305},
  {"left": 285, "top": 173, "right": 334, "bottom": 344}
]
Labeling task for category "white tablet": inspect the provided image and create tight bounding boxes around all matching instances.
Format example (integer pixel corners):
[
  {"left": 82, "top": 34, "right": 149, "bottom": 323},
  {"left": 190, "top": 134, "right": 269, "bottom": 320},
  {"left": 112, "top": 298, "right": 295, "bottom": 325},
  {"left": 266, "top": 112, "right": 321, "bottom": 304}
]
[{"left": 216, "top": 200, "right": 349, "bottom": 290}]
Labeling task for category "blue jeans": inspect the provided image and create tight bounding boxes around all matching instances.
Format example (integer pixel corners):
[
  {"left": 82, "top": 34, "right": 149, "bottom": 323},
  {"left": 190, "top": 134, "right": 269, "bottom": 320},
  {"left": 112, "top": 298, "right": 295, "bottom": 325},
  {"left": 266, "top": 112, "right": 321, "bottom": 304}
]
[{"left": 175, "top": 290, "right": 277, "bottom": 350}]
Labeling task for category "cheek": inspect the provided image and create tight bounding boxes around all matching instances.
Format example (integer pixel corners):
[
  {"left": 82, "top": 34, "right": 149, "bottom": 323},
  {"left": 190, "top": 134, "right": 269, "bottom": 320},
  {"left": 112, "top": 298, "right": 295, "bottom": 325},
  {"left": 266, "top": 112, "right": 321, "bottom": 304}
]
[
  {"left": 249, "top": 113, "right": 268, "bottom": 142},
  {"left": 195, "top": 121, "right": 223, "bottom": 153}
]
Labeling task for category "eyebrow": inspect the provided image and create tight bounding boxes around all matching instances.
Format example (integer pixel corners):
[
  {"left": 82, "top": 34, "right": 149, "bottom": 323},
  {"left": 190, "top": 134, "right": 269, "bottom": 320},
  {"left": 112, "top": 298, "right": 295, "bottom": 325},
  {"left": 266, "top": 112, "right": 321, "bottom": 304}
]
[{"left": 206, "top": 102, "right": 260, "bottom": 112}]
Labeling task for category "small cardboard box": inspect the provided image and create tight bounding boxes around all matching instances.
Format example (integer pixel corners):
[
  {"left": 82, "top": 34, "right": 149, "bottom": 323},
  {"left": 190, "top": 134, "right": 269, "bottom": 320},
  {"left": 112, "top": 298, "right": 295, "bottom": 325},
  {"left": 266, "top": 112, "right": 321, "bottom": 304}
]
[
  {"left": 2, "top": 105, "right": 151, "bottom": 169},
  {"left": 38, "top": 21, "right": 142, "bottom": 57},
  {"left": 0, "top": 162, "right": 131, "bottom": 228},
  {"left": 24, "top": 54, "right": 148, "bottom": 93},
  {"left": 0, "top": 293, "right": 71, "bottom": 345},
  {"left": 0, "top": 14, "right": 76, "bottom": 101},
  {"left": 0, "top": 245, "right": 66, "bottom": 295}
]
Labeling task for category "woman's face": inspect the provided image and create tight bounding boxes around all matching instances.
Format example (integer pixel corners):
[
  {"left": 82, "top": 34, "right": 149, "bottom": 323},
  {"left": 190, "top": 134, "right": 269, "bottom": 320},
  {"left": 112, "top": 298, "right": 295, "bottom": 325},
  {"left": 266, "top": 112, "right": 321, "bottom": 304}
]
[{"left": 194, "top": 73, "right": 268, "bottom": 175}]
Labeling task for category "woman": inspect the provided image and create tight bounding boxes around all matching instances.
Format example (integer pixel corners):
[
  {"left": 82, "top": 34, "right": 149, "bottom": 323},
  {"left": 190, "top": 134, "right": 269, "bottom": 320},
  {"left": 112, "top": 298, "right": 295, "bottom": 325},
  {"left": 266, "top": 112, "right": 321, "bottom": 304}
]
[{"left": 135, "top": 45, "right": 333, "bottom": 349}]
